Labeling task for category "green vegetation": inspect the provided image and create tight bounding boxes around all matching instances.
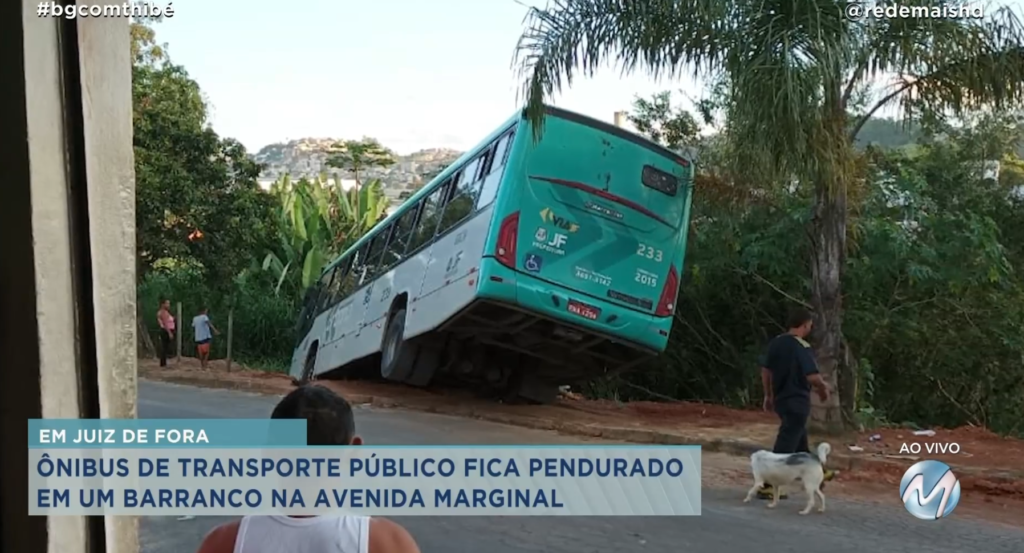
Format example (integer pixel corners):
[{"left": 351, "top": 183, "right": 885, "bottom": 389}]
[
  {"left": 604, "top": 92, "right": 1024, "bottom": 435},
  {"left": 134, "top": 8, "right": 1024, "bottom": 435},
  {"left": 263, "top": 173, "right": 392, "bottom": 293},
  {"left": 515, "top": 0, "right": 1024, "bottom": 430},
  {"left": 133, "top": 22, "right": 389, "bottom": 367}
]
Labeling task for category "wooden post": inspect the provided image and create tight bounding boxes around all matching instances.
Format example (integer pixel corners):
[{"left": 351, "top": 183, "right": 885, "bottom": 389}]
[
  {"left": 226, "top": 308, "right": 234, "bottom": 372},
  {"left": 175, "top": 301, "right": 182, "bottom": 364}
]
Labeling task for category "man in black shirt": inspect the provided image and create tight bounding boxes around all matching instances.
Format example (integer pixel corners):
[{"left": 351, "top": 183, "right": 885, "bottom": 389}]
[{"left": 757, "top": 307, "right": 834, "bottom": 498}]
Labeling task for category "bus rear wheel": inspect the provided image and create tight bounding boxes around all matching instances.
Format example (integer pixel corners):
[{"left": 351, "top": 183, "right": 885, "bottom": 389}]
[{"left": 381, "top": 308, "right": 417, "bottom": 382}]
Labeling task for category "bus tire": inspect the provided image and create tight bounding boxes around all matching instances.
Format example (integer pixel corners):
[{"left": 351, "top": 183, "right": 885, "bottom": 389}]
[
  {"left": 381, "top": 308, "right": 417, "bottom": 382},
  {"left": 406, "top": 347, "right": 439, "bottom": 387},
  {"left": 300, "top": 344, "right": 318, "bottom": 385}
]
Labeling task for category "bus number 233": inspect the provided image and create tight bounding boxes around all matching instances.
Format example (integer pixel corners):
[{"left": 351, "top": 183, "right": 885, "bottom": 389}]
[{"left": 636, "top": 243, "right": 663, "bottom": 262}]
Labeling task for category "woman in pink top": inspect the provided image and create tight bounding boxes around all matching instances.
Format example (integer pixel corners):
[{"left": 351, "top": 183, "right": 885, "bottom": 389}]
[{"left": 157, "top": 299, "right": 175, "bottom": 367}]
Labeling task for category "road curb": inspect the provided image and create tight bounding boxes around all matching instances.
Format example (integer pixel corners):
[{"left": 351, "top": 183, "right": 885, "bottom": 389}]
[
  {"left": 140, "top": 374, "right": 1023, "bottom": 489},
  {"left": 144, "top": 374, "right": 288, "bottom": 395}
]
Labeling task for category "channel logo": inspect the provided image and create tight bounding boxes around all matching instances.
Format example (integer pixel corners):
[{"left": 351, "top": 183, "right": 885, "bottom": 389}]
[{"left": 899, "top": 460, "right": 961, "bottom": 520}]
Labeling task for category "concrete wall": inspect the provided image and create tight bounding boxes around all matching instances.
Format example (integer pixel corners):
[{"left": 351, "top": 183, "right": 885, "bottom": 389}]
[
  {"left": 23, "top": 4, "right": 89, "bottom": 553},
  {"left": 78, "top": 5, "right": 140, "bottom": 553},
  {"left": 1, "top": 2, "right": 139, "bottom": 551}
]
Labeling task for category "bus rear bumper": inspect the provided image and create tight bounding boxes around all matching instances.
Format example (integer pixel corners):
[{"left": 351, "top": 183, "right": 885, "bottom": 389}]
[
  {"left": 468, "top": 258, "right": 665, "bottom": 376},
  {"left": 478, "top": 257, "right": 668, "bottom": 351}
]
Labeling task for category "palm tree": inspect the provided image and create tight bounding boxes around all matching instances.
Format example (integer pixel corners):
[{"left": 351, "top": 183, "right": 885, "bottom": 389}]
[{"left": 514, "top": 0, "right": 1024, "bottom": 427}]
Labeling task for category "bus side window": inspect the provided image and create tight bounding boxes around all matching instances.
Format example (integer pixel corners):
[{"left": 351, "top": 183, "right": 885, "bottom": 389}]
[
  {"left": 408, "top": 184, "right": 447, "bottom": 253},
  {"left": 326, "top": 257, "right": 350, "bottom": 309},
  {"left": 365, "top": 223, "right": 393, "bottom": 277},
  {"left": 300, "top": 288, "right": 316, "bottom": 322},
  {"left": 301, "top": 269, "right": 331, "bottom": 330},
  {"left": 437, "top": 156, "right": 483, "bottom": 235},
  {"left": 389, "top": 204, "right": 420, "bottom": 263},
  {"left": 441, "top": 172, "right": 460, "bottom": 205},
  {"left": 476, "top": 131, "right": 514, "bottom": 210},
  {"left": 477, "top": 143, "right": 496, "bottom": 179},
  {"left": 340, "top": 245, "right": 367, "bottom": 297},
  {"left": 352, "top": 239, "right": 376, "bottom": 287},
  {"left": 493, "top": 131, "right": 514, "bottom": 171},
  {"left": 460, "top": 158, "right": 481, "bottom": 191},
  {"left": 314, "top": 269, "right": 333, "bottom": 311}
]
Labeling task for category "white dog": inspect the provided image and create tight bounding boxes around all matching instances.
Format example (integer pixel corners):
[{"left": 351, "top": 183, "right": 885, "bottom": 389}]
[{"left": 743, "top": 442, "right": 832, "bottom": 515}]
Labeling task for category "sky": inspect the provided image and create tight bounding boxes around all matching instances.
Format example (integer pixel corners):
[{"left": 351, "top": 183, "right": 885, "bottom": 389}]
[
  {"left": 153, "top": 0, "right": 702, "bottom": 155},
  {"left": 153, "top": 0, "right": 1023, "bottom": 156}
]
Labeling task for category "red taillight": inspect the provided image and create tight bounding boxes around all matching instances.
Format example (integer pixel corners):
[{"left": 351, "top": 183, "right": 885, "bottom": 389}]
[
  {"left": 655, "top": 265, "right": 679, "bottom": 317},
  {"left": 495, "top": 211, "right": 519, "bottom": 268}
]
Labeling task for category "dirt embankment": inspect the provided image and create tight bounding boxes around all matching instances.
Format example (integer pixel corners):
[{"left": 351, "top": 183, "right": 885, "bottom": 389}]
[{"left": 139, "top": 357, "right": 1024, "bottom": 508}]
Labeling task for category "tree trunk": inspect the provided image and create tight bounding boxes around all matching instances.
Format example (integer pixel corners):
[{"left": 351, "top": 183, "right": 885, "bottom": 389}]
[
  {"left": 809, "top": 181, "right": 847, "bottom": 433},
  {"left": 838, "top": 335, "right": 858, "bottom": 427}
]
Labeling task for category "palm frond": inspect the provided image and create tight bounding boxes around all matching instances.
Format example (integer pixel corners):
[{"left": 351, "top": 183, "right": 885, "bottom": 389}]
[
  {"left": 514, "top": 0, "right": 1024, "bottom": 188},
  {"left": 514, "top": 0, "right": 849, "bottom": 175},
  {"left": 855, "top": 3, "right": 1024, "bottom": 133},
  {"left": 514, "top": 0, "right": 734, "bottom": 140}
]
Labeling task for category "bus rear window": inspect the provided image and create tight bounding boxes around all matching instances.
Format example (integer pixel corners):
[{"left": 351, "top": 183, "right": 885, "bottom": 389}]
[{"left": 642, "top": 165, "right": 678, "bottom": 197}]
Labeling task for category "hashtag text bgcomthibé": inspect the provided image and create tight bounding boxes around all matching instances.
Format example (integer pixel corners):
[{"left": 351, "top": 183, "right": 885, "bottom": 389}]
[{"left": 37, "top": 2, "right": 174, "bottom": 19}]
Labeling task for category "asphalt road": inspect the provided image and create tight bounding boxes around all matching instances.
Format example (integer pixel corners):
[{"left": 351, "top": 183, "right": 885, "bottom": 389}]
[{"left": 139, "top": 381, "right": 1024, "bottom": 553}]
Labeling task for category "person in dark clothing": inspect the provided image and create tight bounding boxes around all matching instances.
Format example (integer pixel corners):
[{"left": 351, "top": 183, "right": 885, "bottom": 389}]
[{"left": 757, "top": 307, "right": 834, "bottom": 498}]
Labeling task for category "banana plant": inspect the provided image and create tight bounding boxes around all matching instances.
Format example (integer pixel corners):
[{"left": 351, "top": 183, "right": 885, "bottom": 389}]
[
  {"left": 336, "top": 178, "right": 390, "bottom": 240},
  {"left": 262, "top": 173, "right": 389, "bottom": 294}
]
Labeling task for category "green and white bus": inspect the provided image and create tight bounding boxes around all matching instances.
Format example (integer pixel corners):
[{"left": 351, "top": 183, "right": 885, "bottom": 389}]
[{"left": 290, "top": 106, "right": 694, "bottom": 402}]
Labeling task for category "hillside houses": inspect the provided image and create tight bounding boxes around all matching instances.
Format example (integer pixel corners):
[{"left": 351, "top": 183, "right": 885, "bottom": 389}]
[{"left": 251, "top": 139, "right": 461, "bottom": 203}]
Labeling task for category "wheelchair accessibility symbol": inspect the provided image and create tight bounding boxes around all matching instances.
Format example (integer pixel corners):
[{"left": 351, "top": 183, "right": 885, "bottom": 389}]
[{"left": 524, "top": 254, "right": 543, "bottom": 273}]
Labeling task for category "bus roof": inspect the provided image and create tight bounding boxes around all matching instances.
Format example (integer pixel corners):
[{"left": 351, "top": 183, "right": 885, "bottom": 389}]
[
  {"left": 543, "top": 106, "right": 692, "bottom": 167},
  {"left": 318, "top": 105, "right": 692, "bottom": 278}
]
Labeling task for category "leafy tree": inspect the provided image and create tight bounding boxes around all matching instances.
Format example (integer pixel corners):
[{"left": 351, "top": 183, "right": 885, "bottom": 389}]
[
  {"left": 326, "top": 138, "right": 396, "bottom": 185},
  {"left": 844, "top": 115, "right": 1024, "bottom": 433},
  {"left": 130, "top": 18, "right": 166, "bottom": 64},
  {"left": 324, "top": 138, "right": 397, "bottom": 247},
  {"left": 132, "top": 22, "right": 276, "bottom": 288},
  {"left": 602, "top": 101, "right": 1024, "bottom": 435},
  {"left": 627, "top": 91, "right": 700, "bottom": 151},
  {"left": 514, "top": 0, "right": 1024, "bottom": 427}
]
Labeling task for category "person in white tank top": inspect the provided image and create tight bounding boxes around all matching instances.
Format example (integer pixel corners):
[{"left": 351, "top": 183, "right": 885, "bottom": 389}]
[{"left": 196, "top": 386, "right": 421, "bottom": 553}]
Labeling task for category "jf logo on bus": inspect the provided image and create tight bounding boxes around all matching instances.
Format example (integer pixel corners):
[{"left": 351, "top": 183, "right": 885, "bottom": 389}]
[{"left": 899, "top": 460, "right": 961, "bottom": 520}]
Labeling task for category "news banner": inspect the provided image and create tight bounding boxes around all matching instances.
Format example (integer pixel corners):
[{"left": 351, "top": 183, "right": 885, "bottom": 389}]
[{"left": 29, "top": 420, "right": 702, "bottom": 516}]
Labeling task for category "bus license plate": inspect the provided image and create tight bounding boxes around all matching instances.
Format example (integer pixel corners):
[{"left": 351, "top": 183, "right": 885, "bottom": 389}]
[{"left": 567, "top": 299, "right": 600, "bottom": 320}]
